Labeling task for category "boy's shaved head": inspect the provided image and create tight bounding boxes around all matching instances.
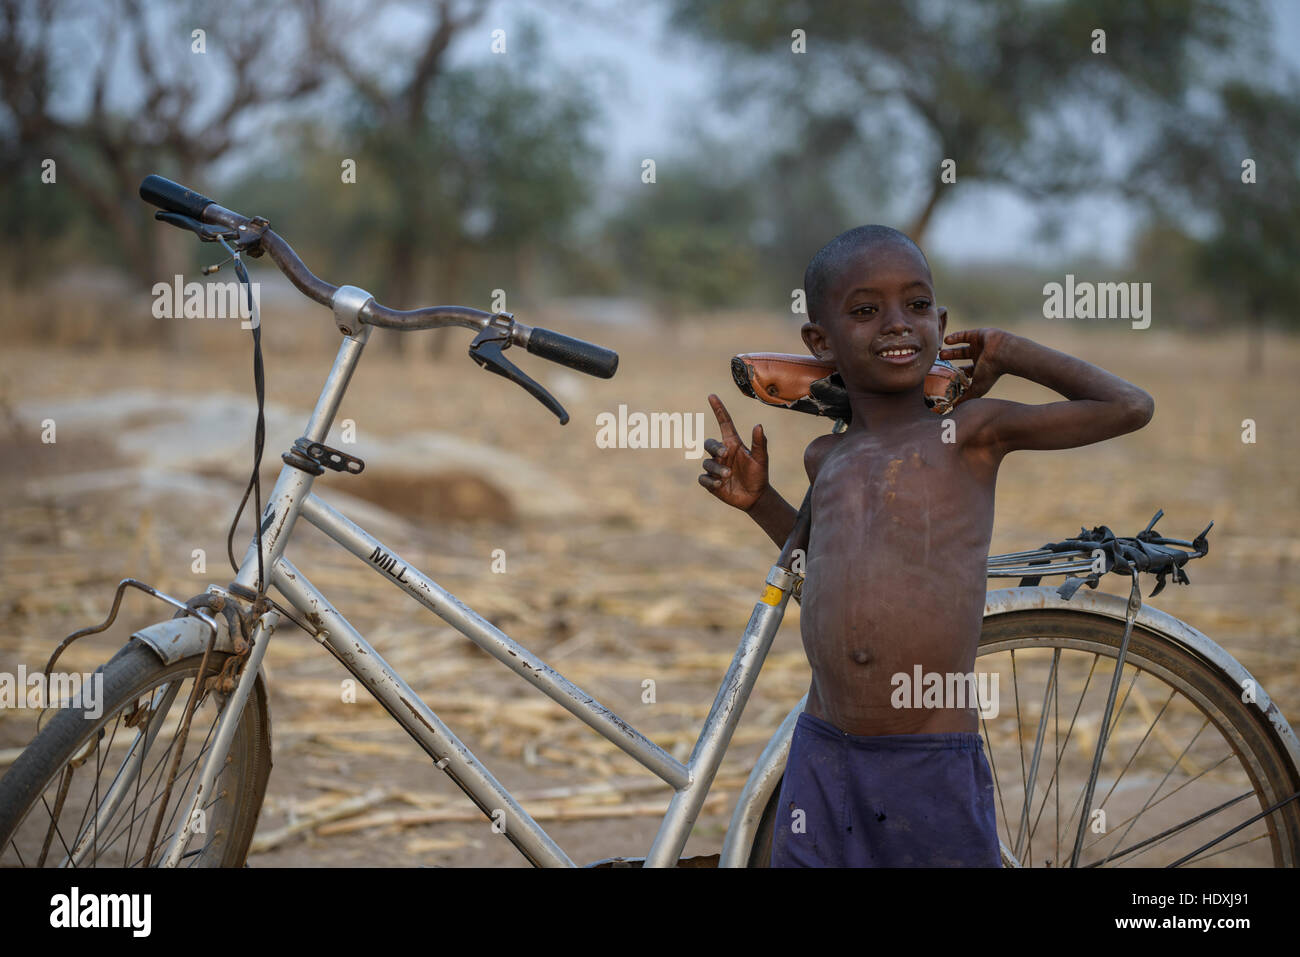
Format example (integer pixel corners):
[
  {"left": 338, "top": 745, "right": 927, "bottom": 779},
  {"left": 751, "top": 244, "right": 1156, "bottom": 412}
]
[{"left": 804, "top": 225, "right": 932, "bottom": 325}]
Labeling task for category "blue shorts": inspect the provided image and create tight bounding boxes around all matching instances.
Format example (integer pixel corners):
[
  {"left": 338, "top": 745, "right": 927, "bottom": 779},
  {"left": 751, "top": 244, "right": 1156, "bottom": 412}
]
[{"left": 769, "top": 711, "right": 1001, "bottom": 867}]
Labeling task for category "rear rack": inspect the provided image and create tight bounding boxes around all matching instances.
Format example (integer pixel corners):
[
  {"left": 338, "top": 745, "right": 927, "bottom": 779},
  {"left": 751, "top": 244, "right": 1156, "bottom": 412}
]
[{"left": 985, "top": 509, "right": 1213, "bottom": 599}]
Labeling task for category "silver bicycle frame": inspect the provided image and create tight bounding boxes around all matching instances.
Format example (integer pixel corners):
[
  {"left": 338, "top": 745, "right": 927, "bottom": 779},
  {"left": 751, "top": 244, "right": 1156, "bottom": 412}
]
[{"left": 170, "top": 286, "right": 799, "bottom": 867}]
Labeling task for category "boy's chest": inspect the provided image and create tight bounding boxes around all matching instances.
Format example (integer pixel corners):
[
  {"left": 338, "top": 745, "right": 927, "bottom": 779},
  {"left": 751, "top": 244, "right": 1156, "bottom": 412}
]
[
  {"left": 814, "top": 431, "right": 970, "bottom": 514},
  {"left": 806, "top": 430, "right": 996, "bottom": 575}
]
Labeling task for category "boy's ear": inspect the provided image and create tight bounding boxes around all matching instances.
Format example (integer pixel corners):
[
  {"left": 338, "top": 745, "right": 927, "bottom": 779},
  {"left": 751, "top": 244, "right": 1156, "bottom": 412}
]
[
  {"left": 938, "top": 306, "right": 948, "bottom": 337},
  {"left": 801, "top": 321, "right": 832, "bottom": 362}
]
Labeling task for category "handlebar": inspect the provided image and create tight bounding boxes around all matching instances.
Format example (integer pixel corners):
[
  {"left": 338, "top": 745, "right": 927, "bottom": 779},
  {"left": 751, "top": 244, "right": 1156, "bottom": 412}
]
[{"left": 138, "top": 174, "right": 619, "bottom": 380}]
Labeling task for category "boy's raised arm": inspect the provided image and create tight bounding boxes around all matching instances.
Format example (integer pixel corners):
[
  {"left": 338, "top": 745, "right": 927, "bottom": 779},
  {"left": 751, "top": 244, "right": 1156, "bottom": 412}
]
[
  {"left": 943, "top": 329, "right": 1154, "bottom": 456},
  {"left": 699, "top": 394, "right": 799, "bottom": 548}
]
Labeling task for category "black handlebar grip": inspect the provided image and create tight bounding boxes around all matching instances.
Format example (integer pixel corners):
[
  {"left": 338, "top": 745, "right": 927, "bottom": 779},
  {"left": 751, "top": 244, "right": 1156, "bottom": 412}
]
[
  {"left": 525, "top": 327, "right": 619, "bottom": 379},
  {"left": 139, "top": 175, "right": 215, "bottom": 220}
]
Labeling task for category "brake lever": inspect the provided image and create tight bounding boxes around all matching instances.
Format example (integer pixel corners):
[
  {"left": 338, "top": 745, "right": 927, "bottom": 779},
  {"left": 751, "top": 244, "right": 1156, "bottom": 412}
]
[
  {"left": 155, "top": 211, "right": 271, "bottom": 258},
  {"left": 155, "top": 210, "right": 237, "bottom": 242},
  {"left": 469, "top": 319, "right": 570, "bottom": 425}
]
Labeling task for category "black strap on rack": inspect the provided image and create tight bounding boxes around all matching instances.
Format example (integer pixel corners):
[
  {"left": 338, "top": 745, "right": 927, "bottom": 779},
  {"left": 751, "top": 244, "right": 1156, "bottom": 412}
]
[{"left": 1019, "top": 509, "right": 1214, "bottom": 599}]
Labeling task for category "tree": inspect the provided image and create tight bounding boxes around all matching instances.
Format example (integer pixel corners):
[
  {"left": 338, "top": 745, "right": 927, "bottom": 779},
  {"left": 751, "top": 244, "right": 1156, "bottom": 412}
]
[
  {"left": 1132, "top": 79, "right": 1300, "bottom": 368},
  {"left": 301, "top": 2, "right": 601, "bottom": 351},
  {"left": 604, "top": 145, "right": 762, "bottom": 314},
  {"left": 669, "top": 0, "right": 1269, "bottom": 252},
  {"left": 0, "top": 0, "right": 328, "bottom": 286}
]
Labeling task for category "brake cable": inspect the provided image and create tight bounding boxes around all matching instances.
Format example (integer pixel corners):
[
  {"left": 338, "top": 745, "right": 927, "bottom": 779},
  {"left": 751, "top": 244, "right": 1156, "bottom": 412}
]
[{"left": 218, "top": 238, "right": 268, "bottom": 600}]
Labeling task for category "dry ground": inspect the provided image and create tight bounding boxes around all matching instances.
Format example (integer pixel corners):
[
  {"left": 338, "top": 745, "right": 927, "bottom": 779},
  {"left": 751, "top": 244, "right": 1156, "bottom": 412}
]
[{"left": 1, "top": 305, "right": 1296, "bottom": 866}]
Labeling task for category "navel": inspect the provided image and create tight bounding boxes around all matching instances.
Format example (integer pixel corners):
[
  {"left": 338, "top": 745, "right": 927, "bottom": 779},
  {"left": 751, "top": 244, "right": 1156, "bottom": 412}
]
[{"left": 851, "top": 649, "right": 872, "bottom": 666}]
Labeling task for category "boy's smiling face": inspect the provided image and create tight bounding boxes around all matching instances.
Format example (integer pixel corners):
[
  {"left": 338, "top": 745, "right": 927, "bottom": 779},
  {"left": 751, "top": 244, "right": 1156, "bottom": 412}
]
[{"left": 801, "top": 241, "right": 947, "bottom": 398}]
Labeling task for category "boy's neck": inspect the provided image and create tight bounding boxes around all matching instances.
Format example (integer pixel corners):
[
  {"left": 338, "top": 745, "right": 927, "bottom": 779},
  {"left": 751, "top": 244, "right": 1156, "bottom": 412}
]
[{"left": 845, "top": 386, "right": 932, "bottom": 433}]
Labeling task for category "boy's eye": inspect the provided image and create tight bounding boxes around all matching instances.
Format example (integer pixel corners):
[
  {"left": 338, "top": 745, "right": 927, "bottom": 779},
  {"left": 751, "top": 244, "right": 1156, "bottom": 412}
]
[
  {"left": 910, "top": 299, "right": 932, "bottom": 310},
  {"left": 850, "top": 304, "right": 877, "bottom": 316}
]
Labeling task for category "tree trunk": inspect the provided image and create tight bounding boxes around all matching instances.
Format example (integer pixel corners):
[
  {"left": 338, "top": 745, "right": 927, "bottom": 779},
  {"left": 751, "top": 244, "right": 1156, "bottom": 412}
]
[
  {"left": 907, "top": 180, "right": 945, "bottom": 242},
  {"left": 428, "top": 246, "right": 463, "bottom": 360},
  {"left": 1246, "top": 314, "right": 1264, "bottom": 375},
  {"left": 384, "top": 235, "right": 417, "bottom": 355}
]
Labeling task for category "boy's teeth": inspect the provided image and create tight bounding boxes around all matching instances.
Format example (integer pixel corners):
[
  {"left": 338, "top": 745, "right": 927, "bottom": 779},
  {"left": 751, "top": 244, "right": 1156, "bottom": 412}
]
[{"left": 881, "top": 348, "right": 916, "bottom": 356}]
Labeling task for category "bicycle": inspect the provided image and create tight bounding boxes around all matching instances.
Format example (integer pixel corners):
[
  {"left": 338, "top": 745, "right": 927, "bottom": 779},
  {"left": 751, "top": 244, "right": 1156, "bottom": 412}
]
[{"left": 1, "top": 176, "right": 1297, "bottom": 867}]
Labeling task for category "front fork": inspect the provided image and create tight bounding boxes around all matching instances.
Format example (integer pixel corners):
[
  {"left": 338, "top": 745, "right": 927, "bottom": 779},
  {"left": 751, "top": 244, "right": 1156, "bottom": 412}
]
[{"left": 158, "top": 608, "right": 278, "bottom": 867}]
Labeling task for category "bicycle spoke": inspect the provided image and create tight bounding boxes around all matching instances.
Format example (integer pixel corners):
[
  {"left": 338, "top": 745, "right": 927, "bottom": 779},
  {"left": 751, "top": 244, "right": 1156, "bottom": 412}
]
[
  {"left": 71, "top": 687, "right": 173, "bottom": 867},
  {"left": 1083, "top": 789, "right": 1255, "bottom": 866},
  {"left": 1180, "top": 832, "right": 1268, "bottom": 865},
  {"left": 104, "top": 711, "right": 220, "bottom": 865},
  {"left": 1054, "top": 652, "right": 1060, "bottom": 866},
  {"left": 124, "top": 726, "right": 146, "bottom": 867},
  {"left": 1032, "top": 654, "right": 1115, "bottom": 858},
  {"left": 1056, "top": 663, "right": 1147, "bottom": 859},
  {"left": 91, "top": 732, "right": 103, "bottom": 866},
  {"left": 81, "top": 683, "right": 220, "bottom": 866},
  {"left": 1047, "top": 654, "right": 1102, "bottom": 853},
  {"left": 1093, "top": 686, "right": 1174, "bottom": 815},
  {"left": 155, "top": 708, "right": 222, "bottom": 862},
  {"left": 981, "top": 713, "right": 1012, "bottom": 854},
  {"left": 36, "top": 764, "right": 76, "bottom": 867},
  {"left": 974, "top": 610, "right": 1296, "bottom": 868},
  {"left": 1167, "top": 789, "right": 1300, "bottom": 868},
  {"left": 1097, "top": 718, "right": 1210, "bottom": 866},
  {"left": 2, "top": 645, "right": 266, "bottom": 870},
  {"left": 1010, "top": 650, "right": 1029, "bottom": 863},
  {"left": 1082, "top": 751, "right": 1236, "bottom": 857},
  {"left": 113, "top": 746, "right": 210, "bottom": 866},
  {"left": 1014, "top": 648, "right": 1057, "bottom": 859},
  {"left": 100, "top": 704, "right": 191, "bottom": 856}
]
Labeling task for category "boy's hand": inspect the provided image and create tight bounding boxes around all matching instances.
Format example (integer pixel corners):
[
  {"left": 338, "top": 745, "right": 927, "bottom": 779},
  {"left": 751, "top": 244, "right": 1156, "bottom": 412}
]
[
  {"left": 940, "top": 328, "right": 1012, "bottom": 405},
  {"left": 699, "top": 394, "right": 770, "bottom": 512}
]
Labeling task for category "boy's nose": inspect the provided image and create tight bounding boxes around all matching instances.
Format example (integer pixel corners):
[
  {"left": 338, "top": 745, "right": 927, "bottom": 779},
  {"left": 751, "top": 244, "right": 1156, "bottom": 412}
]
[{"left": 879, "top": 307, "right": 913, "bottom": 334}]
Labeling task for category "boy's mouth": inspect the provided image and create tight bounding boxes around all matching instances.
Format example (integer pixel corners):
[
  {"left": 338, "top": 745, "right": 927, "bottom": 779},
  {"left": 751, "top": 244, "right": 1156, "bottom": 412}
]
[{"left": 873, "top": 342, "right": 921, "bottom": 365}]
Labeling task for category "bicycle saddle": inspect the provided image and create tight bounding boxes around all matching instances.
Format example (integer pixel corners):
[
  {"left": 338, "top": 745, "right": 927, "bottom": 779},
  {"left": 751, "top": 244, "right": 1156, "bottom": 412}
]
[{"left": 730, "top": 353, "right": 969, "bottom": 423}]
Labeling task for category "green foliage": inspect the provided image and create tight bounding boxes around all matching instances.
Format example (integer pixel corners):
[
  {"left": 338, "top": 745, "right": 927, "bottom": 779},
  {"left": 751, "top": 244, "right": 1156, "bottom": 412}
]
[
  {"left": 1127, "top": 78, "right": 1300, "bottom": 329},
  {"left": 0, "top": 149, "right": 82, "bottom": 286},
  {"left": 668, "top": 0, "right": 1270, "bottom": 247},
  {"left": 604, "top": 155, "right": 763, "bottom": 312},
  {"left": 1194, "top": 85, "right": 1300, "bottom": 326}
]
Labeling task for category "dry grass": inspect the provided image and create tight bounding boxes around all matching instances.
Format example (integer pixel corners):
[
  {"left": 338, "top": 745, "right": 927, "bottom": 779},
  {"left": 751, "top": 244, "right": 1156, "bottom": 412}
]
[{"left": 1, "top": 300, "right": 1296, "bottom": 866}]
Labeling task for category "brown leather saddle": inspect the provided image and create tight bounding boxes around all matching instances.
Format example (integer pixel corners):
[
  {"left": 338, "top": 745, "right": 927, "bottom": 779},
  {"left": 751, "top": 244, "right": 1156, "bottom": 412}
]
[{"left": 730, "top": 353, "right": 969, "bottom": 423}]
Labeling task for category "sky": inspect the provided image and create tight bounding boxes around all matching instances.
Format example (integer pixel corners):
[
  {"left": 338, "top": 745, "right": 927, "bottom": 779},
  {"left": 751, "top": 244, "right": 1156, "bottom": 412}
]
[
  {"left": 519, "top": 0, "right": 1300, "bottom": 267},
  {"left": 48, "top": 0, "right": 1300, "bottom": 269}
]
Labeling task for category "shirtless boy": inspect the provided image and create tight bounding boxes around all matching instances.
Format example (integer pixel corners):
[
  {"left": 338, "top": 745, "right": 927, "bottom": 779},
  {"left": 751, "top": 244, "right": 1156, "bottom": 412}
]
[{"left": 699, "top": 225, "right": 1154, "bottom": 867}]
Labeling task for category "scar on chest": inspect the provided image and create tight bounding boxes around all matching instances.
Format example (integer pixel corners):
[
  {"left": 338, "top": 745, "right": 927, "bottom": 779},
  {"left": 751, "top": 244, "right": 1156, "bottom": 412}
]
[{"left": 881, "top": 453, "right": 927, "bottom": 503}]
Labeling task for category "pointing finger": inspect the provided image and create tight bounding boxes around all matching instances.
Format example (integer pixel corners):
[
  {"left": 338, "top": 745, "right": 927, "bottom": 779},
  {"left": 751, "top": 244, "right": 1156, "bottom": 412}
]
[
  {"left": 750, "top": 423, "right": 768, "bottom": 467},
  {"left": 708, "top": 393, "right": 740, "bottom": 441}
]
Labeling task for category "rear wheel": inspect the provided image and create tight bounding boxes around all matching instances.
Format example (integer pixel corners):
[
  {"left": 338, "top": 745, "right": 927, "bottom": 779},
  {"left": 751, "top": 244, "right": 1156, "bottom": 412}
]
[
  {"left": 0, "top": 638, "right": 271, "bottom": 867},
  {"left": 749, "top": 610, "right": 1300, "bottom": 867}
]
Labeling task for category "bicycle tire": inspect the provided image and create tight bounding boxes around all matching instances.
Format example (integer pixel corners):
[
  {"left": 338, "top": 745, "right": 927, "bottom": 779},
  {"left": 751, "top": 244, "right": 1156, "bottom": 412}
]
[
  {"left": 748, "top": 610, "right": 1300, "bottom": 867},
  {"left": 0, "top": 638, "right": 272, "bottom": 867}
]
